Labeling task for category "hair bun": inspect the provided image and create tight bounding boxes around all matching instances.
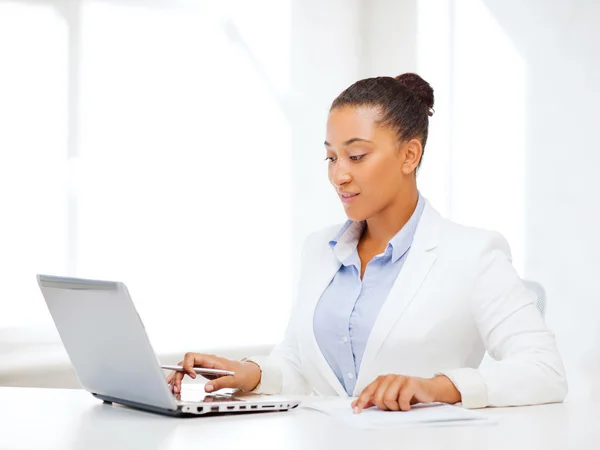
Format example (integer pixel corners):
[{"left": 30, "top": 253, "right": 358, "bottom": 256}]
[{"left": 395, "top": 73, "right": 435, "bottom": 117}]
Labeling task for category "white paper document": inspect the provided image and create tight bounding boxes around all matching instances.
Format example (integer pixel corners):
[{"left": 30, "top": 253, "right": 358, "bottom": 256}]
[{"left": 302, "top": 399, "right": 496, "bottom": 429}]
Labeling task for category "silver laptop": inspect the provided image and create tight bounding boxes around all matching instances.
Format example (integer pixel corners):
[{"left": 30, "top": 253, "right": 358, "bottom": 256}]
[{"left": 37, "top": 274, "right": 300, "bottom": 417}]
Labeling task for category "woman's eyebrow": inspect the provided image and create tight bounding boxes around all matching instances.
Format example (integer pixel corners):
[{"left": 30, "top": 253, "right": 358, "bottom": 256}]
[{"left": 324, "top": 138, "right": 374, "bottom": 147}]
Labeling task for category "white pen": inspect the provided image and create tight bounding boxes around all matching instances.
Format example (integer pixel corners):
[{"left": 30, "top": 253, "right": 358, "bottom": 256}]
[{"left": 161, "top": 364, "right": 234, "bottom": 378}]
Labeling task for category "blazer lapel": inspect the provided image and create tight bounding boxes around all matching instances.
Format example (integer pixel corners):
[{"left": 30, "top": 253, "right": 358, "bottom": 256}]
[
  {"left": 301, "top": 241, "right": 348, "bottom": 396},
  {"left": 355, "top": 202, "right": 442, "bottom": 394}
]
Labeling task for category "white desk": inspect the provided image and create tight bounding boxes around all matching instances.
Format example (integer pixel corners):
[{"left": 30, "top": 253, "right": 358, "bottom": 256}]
[{"left": 1, "top": 387, "right": 599, "bottom": 450}]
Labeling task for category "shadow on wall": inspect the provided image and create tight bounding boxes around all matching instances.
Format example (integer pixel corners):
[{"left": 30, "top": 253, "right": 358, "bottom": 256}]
[{"left": 480, "top": 0, "right": 600, "bottom": 397}]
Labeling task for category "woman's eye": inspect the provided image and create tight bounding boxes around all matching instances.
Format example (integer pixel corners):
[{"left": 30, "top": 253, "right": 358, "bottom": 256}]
[
  {"left": 325, "top": 156, "right": 337, "bottom": 163},
  {"left": 349, "top": 155, "right": 365, "bottom": 161}
]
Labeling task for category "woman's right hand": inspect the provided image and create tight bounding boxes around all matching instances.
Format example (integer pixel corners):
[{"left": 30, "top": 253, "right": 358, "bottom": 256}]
[{"left": 166, "top": 353, "right": 262, "bottom": 394}]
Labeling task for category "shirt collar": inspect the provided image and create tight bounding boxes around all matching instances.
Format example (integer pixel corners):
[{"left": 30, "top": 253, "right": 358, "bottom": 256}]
[
  {"left": 329, "top": 193, "right": 425, "bottom": 264},
  {"left": 388, "top": 194, "right": 425, "bottom": 262},
  {"left": 329, "top": 220, "right": 365, "bottom": 265}
]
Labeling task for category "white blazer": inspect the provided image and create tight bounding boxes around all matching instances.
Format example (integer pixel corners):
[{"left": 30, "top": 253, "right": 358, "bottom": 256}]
[{"left": 251, "top": 200, "right": 567, "bottom": 408}]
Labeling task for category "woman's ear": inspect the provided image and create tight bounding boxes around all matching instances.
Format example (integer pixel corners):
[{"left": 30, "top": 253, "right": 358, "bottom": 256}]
[{"left": 402, "top": 139, "right": 423, "bottom": 175}]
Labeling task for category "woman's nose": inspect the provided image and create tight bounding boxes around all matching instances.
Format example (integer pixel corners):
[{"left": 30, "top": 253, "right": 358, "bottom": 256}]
[{"left": 332, "top": 164, "right": 352, "bottom": 187}]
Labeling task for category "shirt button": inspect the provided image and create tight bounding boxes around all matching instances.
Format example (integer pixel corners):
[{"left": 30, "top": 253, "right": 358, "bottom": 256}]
[
  {"left": 342, "top": 336, "right": 348, "bottom": 343},
  {"left": 347, "top": 372, "right": 354, "bottom": 379}
]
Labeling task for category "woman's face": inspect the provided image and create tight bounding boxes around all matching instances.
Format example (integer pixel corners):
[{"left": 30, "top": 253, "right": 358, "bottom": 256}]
[{"left": 325, "top": 105, "right": 420, "bottom": 222}]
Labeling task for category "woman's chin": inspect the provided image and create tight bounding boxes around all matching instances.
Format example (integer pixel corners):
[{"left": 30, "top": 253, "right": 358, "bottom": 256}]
[{"left": 342, "top": 205, "right": 369, "bottom": 222}]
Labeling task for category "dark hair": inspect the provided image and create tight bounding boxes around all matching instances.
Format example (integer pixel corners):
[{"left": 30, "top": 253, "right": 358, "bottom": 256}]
[{"left": 330, "top": 73, "right": 434, "bottom": 169}]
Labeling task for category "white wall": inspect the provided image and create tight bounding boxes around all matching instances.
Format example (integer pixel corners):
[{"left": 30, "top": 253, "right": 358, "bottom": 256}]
[
  {"left": 4, "top": 0, "right": 599, "bottom": 396},
  {"left": 359, "top": 0, "right": 417, "bottom": 77},
  {"left": 481, "top": 0, "right": 600, "bottom": 400},
  {"left": 361, "top": 0, "right": 600, "bottom": 399},
  {"left": 289, "top": 0, "right": 361, "bottom": 284},
  {"left": 0, "top": 0, "right": 362, "bottom": 388},
  {"left": 359, "top": 0, "right": 453, "bottom": 219}
]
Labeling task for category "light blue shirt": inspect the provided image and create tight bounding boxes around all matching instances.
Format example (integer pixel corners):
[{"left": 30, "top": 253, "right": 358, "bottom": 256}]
[{"left": 313, "top": 194, "right": 425, "bottom": 395}]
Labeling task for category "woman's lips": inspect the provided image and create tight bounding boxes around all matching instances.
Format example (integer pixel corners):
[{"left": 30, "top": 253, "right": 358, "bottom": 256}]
[{"left": 339, "top": 193, "right": 359, "bottom": 204}]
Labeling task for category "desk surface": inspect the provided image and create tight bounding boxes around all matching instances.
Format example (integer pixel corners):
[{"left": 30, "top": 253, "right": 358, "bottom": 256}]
[{"left": 1, "top": 386, "right": 599, "bottom": 450}]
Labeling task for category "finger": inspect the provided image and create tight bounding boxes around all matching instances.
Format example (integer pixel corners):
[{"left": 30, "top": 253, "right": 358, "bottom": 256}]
[
  {"left": 372, "top": 375, "right": 396, "bottom": 411},
  {"left": 167, "top": 372, "right": 176, "bottom": 393},
  {"left": 382, "top": 376, "right": 405, "bottom": 411},
  {"left": 351, "top": 398, "right": 373, "bottom": 410},
  {"left": 200, "top": 372, "right": 226, "bottom": 381},
  {"left": 354, "top": 379, "right": 380, "bottom": 413},
  {"left": 182, "top": 353, "right": 198, "bottom": 379},
  {"left": 166, "top": 371, "right": 176, "bottom": 384},
  {"left": 357, "top": 398, "right": 374, "bottom": 412},
  {"left": 184, "top": 353, "right": 227, "bottom": 374},
  {"left": 204, "top": 375, "right": 238, "bottom": 393},
  {"left": 176, "top": 353, "right": 230, "bottom": 394},
  {"left": 173, "top": 360, "right": 186, "bottom": 394},
  {"left": 398, "top": 379, "right": 416, "bottom": 411}
]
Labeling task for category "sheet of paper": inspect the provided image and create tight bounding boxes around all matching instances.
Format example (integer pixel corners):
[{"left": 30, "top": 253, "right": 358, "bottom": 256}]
[{"left": 302, "top": 399, "right": 496, "bottom": 429}]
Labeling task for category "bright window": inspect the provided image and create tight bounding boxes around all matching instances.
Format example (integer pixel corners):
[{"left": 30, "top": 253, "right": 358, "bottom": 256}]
[{"left": 0, "top": 0, "right": 292, "bottom": 352}]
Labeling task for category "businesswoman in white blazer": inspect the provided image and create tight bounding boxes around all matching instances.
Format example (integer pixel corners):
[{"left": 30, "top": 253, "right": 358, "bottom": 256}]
[{"left": 168, "top": 73, "right": 567, "bottom": 411}]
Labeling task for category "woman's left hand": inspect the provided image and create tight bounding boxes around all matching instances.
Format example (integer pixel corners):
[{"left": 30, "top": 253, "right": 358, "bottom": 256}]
[{"left": 351, "top": 374, "right": 461, "bottom": 413}]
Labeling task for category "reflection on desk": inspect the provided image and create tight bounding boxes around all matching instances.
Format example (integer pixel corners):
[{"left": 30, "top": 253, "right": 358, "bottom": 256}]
[{"left": 73, "top": 403, "right": 178, "bottom": 450}]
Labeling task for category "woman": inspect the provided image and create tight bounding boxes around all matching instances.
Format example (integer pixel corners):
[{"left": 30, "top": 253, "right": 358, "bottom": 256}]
[{"left": 168, "top": 73, "right": 567, "bottom": 412}]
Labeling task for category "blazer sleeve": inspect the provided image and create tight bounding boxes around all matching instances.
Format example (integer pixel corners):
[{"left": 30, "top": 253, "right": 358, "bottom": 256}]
[
  {"left": 439, "top": 232, "right": 568, "bottom": 408},
  {"left": 245, "top": 234, "right": 317, "bottom": 395}
]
